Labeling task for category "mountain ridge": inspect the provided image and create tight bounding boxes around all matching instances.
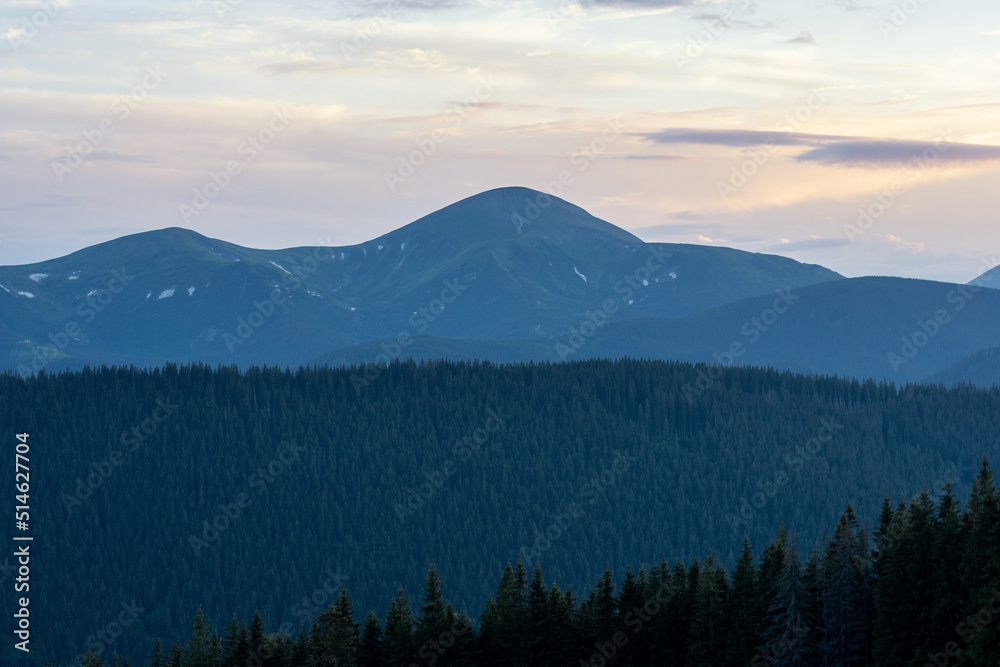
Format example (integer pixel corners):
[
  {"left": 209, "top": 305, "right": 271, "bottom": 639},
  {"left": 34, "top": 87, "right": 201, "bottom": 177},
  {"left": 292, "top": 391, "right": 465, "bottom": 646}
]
[{"left": 0, "top": 187, "right": 845, "bottom": 374}]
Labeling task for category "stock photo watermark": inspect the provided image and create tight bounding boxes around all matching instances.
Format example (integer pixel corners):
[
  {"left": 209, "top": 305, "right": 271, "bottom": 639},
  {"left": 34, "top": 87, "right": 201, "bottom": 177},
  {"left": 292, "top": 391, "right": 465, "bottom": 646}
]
[
  {"left": 51, "top": 64, "right": 167, "bottom": 182},
  {"left": 844, "top": 131, "right": 952, "bottom": 242},
  {"left": 179, "top": 107, "right": 295, "bottom": 223},
  {"left": 717, "top": 88, "right": 831, "bottom": 200},
  {"left": 385, "top": 76, "right": 498, "bottom": 192}
]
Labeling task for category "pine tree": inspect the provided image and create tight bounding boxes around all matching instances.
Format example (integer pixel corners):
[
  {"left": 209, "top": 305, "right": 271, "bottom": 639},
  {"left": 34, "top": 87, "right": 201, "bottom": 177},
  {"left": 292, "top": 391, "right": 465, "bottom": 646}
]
[
  {"left": 168, "top": 641, "right": 185, "bottom": 667},
  {"left": 248, "top": 610, "right": 266, "bottom": 660},
  {"left": 384, "top": 588, "right": 415, "bottom": 667},
  {"left": 359, "top": 610, "right": 385, "bottom": 667},
  {"left": 492, "top": 561, "right": 527, "bottom": 664},
  {"left": 963, "top": 459, "right": 1000, "bottom": 665},
  {"left": 415, "top": 564, "right": 450, "bottom": 652},
  {"left": 820, "top": 506, "right": 868, "bottom": 666},
  {"left": 755, "top": 527, "right": 788, "bottom": 642},
  {"left": 186, "top": 607, "right": 212, "bottom": 667},
  {"left": 873, "top": 498, "right": 911, "bottom": 665},
  {"left": 726, "top": 538, "right": 758, "bottom": 666},
  {"left": 590, "top": 564, "right": 617, "bottom": 642},
  {"left": 313, "top": 588, "right": 359, "bottom": 666},
  {"left": 221, "top": 614, "right": 247, "bottom": 667},
  {"left": 149, "top": 638, "right": 166, "bottom": 667},
  {"left": 207, "top": 630, "right": 222, "bottom": 667},
  {"left": 760, "top": 540, "right": 809, "bottom": 666},
  {"left": 616, "top": 566, "right": 645, "bottom": 667},
  {"left": 524, "top": 563, "right": 550, "bottom": 664},
  {"left": 687, "top": 553, "right": 728, "bottom": 667},
  {"left": 474, "top": 597, "right": 501, "bottom": 667}
]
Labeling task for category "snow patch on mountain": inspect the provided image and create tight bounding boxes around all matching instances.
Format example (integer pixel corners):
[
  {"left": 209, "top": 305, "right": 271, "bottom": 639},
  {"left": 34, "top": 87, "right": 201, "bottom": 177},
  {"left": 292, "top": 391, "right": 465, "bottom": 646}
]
[{"left": 269, "top": 261, "right": 292, "bottom": 275}]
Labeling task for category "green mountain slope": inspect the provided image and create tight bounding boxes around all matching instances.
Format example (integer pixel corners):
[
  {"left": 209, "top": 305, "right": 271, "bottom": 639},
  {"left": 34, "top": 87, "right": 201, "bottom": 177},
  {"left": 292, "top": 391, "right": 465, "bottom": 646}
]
[{"left": 0, "top": 187, "right": 842, "bottom": 373}]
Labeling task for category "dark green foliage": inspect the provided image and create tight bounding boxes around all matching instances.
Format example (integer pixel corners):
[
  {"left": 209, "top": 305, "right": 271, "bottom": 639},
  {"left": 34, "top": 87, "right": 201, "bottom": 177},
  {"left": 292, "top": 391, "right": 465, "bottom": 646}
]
[
  {"left": 358, "top": 611, "right": 385, "bottom": 667},
  {"left": 98, "top": 464, "right": 1000, "bottom": 666},
  {"left": 4, "top": 359, "right": 998, "bottom": 665},
  {"left": 384, "top": 589, "right": 415, "bottom": 667}
]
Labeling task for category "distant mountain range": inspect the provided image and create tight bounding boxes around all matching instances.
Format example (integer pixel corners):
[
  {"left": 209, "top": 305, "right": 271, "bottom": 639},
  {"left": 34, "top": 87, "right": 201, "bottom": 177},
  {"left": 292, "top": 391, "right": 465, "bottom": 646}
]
[{"left": 2, "top": 186, "right": 999, "bottom": 386}]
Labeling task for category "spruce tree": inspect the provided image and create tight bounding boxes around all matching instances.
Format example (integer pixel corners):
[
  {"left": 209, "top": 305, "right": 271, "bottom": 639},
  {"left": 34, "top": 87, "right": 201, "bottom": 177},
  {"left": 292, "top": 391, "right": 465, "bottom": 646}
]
[
  {"left": 820, "top": 506, "right": 868, "bottom": 666},
  {"left": 384, "top": 588, "right": 415, "bottom": 667},
  {"left": 186, "top": 608, "right": 212, "bottom": 667},
  {"left": 760, "top": 540, "right": 809, "bottom": 666},
  {"left": 149, "top": 639, "right": 166, "bottom": 667},
  {"left": 415, "top": 564, "right": 450, "bottom": 651},
  {"left": 726, "top": 538, "right": 758, "bottom": 666},
  {"left": 359, "top": 610, "right": 385, "bottom": 667},
  {"left": 524, "top": 563, "right": 550, "bottom": 664}
]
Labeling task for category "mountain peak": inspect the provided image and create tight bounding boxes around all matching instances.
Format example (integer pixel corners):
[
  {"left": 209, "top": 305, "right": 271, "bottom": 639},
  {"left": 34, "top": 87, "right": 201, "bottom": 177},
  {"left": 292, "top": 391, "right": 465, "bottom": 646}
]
[{"left": 379, "top": 186, "right": 642, "bottom": 249}]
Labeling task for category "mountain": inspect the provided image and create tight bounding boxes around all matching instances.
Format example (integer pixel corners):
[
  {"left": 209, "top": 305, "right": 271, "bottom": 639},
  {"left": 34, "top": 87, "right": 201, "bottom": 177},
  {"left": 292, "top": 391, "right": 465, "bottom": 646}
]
[
  {"left": 926, "top": 346, "right": 1000, "bottom": 388},
  {"left": 579, "top": 276, "right": 1000, "bottom": 384},
  {"left": 970, "top": 262, "right": 1000, "bottom": 290},
  {"left": 0, "top": 187, "right": 841, "bottom": 373},
  {"left": 314, "top": 275, "right": 1000, "bottom": 385}
]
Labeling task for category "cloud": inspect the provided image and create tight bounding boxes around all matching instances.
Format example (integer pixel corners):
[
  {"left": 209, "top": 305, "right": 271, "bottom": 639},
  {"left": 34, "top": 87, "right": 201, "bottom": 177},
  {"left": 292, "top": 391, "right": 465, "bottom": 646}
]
[
  {"left": 876, "top": 233, "right": 924, "bottom": 252},
  {"left": 588, "top": 0, "right": 698, "bottom": 6},
  {"left": 761, "top": 237, "right": 851, "bottom": 252},
  {"left": 608, "top": 153, "right": 691, "bottom": 160},
  {"left": 445, "top": 100, "right": 504, "bottom": 110},
  {"left": 87, "top": 151, "right": 156, "bottom": 164},
  {"left": 639, "top": 128, "right": 838, "bottom": 147},
  {"left": 689, "top": 11, "right": 776, "bottom": 29},
  {"left": 667, "top": 211, "right": 708, "bottom": 221},
  {"left": 834, "top": 0, "right": 875, "bottom": 11},
  {"left": 641, "top": 128, "right": 1000, "bottom": 167},
  {"left": 787, "top": 31, "right": 815, "bottom": 45},
  {"left": 335, "top": 0, "right": 466, "bottom": 18},
  {"left": 259, "top": 60, "right": 344, "bottom": 76},
  {"left": 795, "top": 139, "right": 1000, "bottom": 167},
  {"left": 26, "top": 195, "right": 96, "bottom": 208}
]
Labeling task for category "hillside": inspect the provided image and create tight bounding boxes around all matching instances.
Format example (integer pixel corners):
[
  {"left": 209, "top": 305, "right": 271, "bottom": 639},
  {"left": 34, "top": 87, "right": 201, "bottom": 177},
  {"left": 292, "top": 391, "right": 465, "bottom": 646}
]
[
  {"left": 0, "top": 187, "right": 841, "bottom": 373},
  {"left": 4, "top": 360, "right": 996, "bottom": 664}
]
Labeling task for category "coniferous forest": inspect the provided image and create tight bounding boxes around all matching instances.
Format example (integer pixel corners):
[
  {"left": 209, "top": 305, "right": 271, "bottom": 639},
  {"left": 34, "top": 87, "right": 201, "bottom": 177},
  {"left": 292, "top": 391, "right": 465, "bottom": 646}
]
[
  {"left": 2, "top": 359, "right": 997, "bottom": 665},
  {"left": 59, "top": 465, "right": 1000, "bottom": 666}
]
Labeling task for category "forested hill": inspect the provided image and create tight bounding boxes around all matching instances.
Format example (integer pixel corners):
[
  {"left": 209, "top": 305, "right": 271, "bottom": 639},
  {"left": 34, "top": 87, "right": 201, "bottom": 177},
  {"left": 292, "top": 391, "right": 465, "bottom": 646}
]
[
  {"left": 3, "top": 360, "right": 998, "bottom": 664},
  {"left": 66, "top": 467, "right": 1000, "bottom": 667}
]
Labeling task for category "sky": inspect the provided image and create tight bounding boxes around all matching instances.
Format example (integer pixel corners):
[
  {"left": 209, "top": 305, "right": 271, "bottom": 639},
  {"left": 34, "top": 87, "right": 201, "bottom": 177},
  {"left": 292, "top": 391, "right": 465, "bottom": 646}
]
[{"left": 1, "top": 0, "right": 999, "bottom": 283}]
